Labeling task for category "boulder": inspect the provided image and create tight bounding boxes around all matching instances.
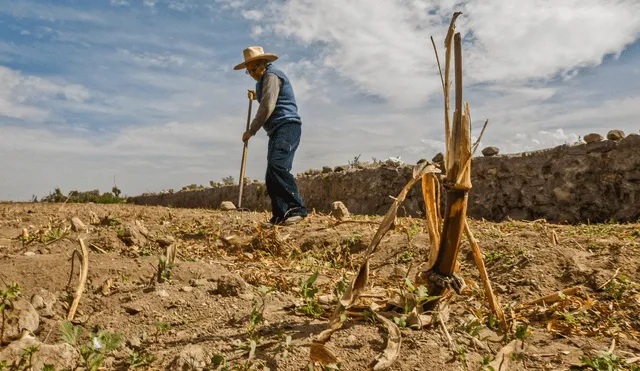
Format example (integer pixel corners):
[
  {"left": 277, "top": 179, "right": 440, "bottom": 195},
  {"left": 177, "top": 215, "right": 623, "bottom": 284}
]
[
  {"left": 330, "top": 201, "right": 350, "bottom": 221},
  {"left": 220, "top": 201, "right": 236, "bottom": 211},
  {"left": 432, "top": 152, "right": 444, "bottom": 162},
  {"left": 607, "top": 129, "right": 625, "bottom": 141},
  {"left": 334, "top": 166, "right": 346, "bottom": 172},
  {"left": 584, "top": 133, "right": 603, "bottom": 143},
  {"left": 482, "top": 146, "right": 500, "bottom": 157},
  {"left": 322, "top": 166, "right": 333, "bottom": 173}
]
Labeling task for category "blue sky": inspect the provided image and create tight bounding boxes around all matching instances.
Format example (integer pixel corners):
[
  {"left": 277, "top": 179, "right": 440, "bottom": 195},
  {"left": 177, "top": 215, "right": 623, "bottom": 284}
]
[{"left": 1, "top": 0, "right": 640, "bottom": 201}]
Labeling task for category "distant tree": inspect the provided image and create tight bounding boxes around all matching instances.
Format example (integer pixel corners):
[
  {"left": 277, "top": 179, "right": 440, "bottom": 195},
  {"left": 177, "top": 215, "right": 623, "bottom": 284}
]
[
  {"left": 112, "top": 186, "right": 121, "bottom": 198},
  {"left": 222, "top": 176, "right": 235, "bottom": 186}
]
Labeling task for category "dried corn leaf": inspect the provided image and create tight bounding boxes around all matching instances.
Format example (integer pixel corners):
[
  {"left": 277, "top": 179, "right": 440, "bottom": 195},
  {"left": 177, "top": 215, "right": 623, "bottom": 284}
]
[
  {"left": 372, "top": 312, "right": 402, "bottom": 370},
  {"left": 489, "top": 340, "right": 520, "bottom": 371},
  {"left": 518, "top": 286, "right": 585, "bottom": 309},
  {"left": 309, "top": 341, "right": 339, "bottom": 366}
]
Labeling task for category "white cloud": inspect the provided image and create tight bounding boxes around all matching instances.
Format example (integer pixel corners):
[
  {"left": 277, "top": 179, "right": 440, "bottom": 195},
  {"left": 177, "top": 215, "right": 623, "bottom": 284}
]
[
  {"left": 242, "top": 10, "right": 263, "bottom": 21},
  {"left": 0, "top": 66, "right": 90, "bottom": 120},
  {"left": 251, "top": 25, "right": 264, "bottom": 38},
  {"left": 168, "top": 0, "right": 197, "bottom": 11},
  {"left": 109, "top": 0, "right": 130, "bottom": 6},
  {"left": 244, "top": 0, "right": 640, "bottom": 109},
  {"left": 117, "top": 49, "right": 186, "bottom": 68},
  {"left": 143, "top": 0, "right": 157, "bottom": 7}
]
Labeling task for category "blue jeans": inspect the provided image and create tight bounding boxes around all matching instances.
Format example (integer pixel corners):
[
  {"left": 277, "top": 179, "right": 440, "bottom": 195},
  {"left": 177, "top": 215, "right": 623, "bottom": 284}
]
[{"left": 266, "top": 123, "right": 308, "bottom": 223}]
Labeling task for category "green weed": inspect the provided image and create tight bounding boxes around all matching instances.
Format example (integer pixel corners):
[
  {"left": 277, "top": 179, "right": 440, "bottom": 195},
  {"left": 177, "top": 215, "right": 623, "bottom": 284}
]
[{"left": 296, "top": 272, "right": 324, "bottom": 318}]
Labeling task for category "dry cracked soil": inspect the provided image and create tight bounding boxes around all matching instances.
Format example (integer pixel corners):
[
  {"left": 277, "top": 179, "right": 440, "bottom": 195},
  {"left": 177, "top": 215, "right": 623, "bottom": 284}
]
[{"left": 0, "top": 203, "right": 639, "bottom": 371}]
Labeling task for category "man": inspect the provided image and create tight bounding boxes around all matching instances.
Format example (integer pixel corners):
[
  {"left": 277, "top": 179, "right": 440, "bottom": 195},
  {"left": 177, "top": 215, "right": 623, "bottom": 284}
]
[{"left": 234, "top": 46, "right": 308, "bottom": 226}]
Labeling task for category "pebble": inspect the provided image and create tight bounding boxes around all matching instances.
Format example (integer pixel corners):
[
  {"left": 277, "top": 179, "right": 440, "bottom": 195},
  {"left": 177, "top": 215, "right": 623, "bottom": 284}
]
[
  {"left": 181, "top": 286, "right": 193, "bottom": 293},
  {"left": 156, "top": 289, "right": 170, "bottom": 298}
]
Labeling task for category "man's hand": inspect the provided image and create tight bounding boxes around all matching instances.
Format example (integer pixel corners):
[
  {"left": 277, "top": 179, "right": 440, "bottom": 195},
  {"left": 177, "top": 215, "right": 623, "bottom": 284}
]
[
  {"left": 247, "top": 89, "right": 256, "bottom": 100},
  {"left": 242, "top": 131, "right": 253, "bottom": 142}
]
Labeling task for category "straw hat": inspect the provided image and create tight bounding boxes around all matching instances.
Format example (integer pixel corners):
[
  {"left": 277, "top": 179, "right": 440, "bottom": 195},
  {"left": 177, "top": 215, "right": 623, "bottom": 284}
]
[{"left": 233, "top": 46, "right": 278, "bottom": 70}]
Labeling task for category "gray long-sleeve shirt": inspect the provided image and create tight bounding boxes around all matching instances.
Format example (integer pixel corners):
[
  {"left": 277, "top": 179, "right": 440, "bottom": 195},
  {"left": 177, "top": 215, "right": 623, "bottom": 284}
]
[{"left": 249, "top": 72, "right": 281, "bottom": 135}]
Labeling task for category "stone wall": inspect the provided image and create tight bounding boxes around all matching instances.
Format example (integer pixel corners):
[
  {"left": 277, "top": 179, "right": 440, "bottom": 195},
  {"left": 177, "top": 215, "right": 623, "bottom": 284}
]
[{"left": 128, "top": 134, "right": 640, "bottom": 223}]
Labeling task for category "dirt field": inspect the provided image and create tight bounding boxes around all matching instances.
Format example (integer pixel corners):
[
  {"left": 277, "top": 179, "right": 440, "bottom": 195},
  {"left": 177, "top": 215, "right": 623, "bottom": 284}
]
[{"left": 0, "top": 203, "right": 638, "bottom": 370}]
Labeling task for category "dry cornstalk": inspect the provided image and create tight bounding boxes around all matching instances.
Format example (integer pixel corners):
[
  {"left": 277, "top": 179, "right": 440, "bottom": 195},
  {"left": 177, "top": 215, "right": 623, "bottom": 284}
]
[
  {"left": 67, "top": 238, "right": 89, "bottom": 321},
  {"left": 464, "top": 220, "right": 506, "bottom": 328},
  {"left": 471, "top": 119, "right": 489, "bottom": 156},
  {"left": 432, "top": 31, "right": 471, "bottom": 279},
  {"left": 442, "top": 12, "right": 463, "bottom": 160},
  {"left": 517, "top": 286, "right": 585, "bottom": 308},
  {"left": 421, "top": 173, "right": 442, "bottom": 268}
]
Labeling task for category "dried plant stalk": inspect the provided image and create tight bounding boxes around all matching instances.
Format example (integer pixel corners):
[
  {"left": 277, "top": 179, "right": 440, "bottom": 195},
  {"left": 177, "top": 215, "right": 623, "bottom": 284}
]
[
  {"left": 471, "top": 119, "right": 489, "bottom": 156},
  {"left": 426, "top": 31, "right": 473, "bottom": 304},
  {"left": 67, "top": 238, "right": 89, "bottom": 321},
  {"left": 464, "top": 220, "right": 506, "bottom": 328},
  {"left": 442, "top": 11, "right": 463, "bottom": 160},
  {"left": 518, "top": 286, "right": 585, "bottom": 308},
  {"left": 421, "top": 173, "right": 441, "bottom": 269}
]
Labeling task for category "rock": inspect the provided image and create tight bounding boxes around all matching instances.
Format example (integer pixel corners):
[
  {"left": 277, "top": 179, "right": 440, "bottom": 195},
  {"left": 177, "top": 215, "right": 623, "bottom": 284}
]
[
  {"left": 134, "top": 220, "right": 150, "bottom": 237},
  {"left": 189, "top": 279, "right": 208, "bottom": 287},
  {"left": 123, "top": 303, "right": 144, "bottom": 315},
  {"left": 607, "top": 129, "right": 625, "bottom": 141},
  {"left": 121, "top": 224, "right": 147, "bottom": 247},
  {"left": 322, "top": 166, "right": 333, "bottom": 173},
  {"left": 330, "top": 201, "right": 350, "bottom": 221},
  {"left": 416, "top": 158, "right": 427, "bottom": 164},
  {"left": 220, "top": 201, "right": 236, "bottom": 211},
  {"left": 157, "top": 235, "right": 176, "bottom": 247},
  {"left": 347, "top": 334, "right": 358, "bottom": 345},
  {"left": 239, "top": 292, "right": 255, "bottom": 301},
  {"left": 156, "top": 289, "right": 170, "bottom": 298},
  {"left": 432, "top": 152, "right": 444, "bottom": 162},
  {"left": 334, "top": 166, "right": 346, "bottom": 172},
  {"left": 30, "top": 289, "right": 56, "bottom": 318},
  {"left": 3, "top": 300, "right": 39, "bottom": 340},
  {"left": 584, "top": 133, "right": 603, "bottom": 143},
  {"left": 482, "top": 146, "right": 500, "bottom": 157},
  {"left": 181, "top": 286, "right": 193, "bottom": 293},
  {"left": 89, "top": 211, "right": 100, "bottom": 225},
  {"left": 216, "top": 274, "right": 247, "bottom": 297},
  {"left": 70, "top": 217, "right": 86, "bottom": 232},
  {"left": 23, "top": 251, "right": 36, "bottom": 256},
  {"left": 174, "top": 344, "right": 207, "bottom": 370},
  {"left": 0, "top": 334, "right": 79, "bottom": 370},
  {"left": 128, "top": 337, "right": 142, "bottom": 348}
]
